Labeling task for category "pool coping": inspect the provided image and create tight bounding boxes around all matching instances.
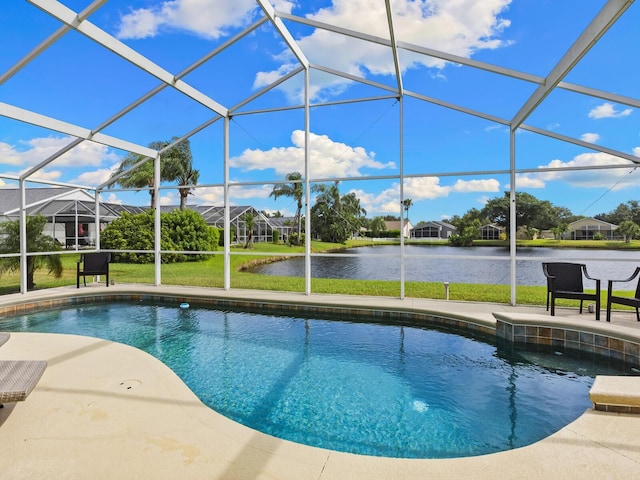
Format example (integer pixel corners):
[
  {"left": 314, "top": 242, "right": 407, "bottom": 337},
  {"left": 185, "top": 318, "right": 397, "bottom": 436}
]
[{"left": 2, "top": 284, "right": 640, "bottom": 479}]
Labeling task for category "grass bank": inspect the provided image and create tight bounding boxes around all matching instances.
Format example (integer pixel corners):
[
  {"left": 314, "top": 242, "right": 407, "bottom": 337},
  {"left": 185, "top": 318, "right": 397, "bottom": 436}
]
[{"left": 1, "top": 239, "right": 637, "bottom": 309}]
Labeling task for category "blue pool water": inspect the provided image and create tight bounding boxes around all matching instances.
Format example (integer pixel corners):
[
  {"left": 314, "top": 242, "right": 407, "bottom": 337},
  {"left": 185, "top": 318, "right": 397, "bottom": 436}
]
[{"left": 0, "top": 302, "right": 631, "bottom": 458}]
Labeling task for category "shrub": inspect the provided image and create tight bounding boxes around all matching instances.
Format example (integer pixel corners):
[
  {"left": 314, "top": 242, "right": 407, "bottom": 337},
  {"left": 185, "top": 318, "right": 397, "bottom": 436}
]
[
  {"left": 448, "top": 233, "right": 474, "bottom": 247},
  {"left": 289, "top": 232, "right": 305, "bottom": 245},
  {"left": 217, "top": 228, "right": 236, "bottom": 246},
  {"left": 101, "top": 210, "right": 218, "bottom": 263}
]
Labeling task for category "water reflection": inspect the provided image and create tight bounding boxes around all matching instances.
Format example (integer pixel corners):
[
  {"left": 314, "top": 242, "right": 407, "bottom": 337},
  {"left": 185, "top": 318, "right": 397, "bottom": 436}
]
[{"left": 249, "top": 245, "right": 640, "bottom": 289}]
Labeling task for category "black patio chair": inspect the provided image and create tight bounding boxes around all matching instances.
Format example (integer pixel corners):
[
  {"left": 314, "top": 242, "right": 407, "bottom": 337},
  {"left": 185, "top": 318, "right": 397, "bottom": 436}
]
[
  {"left": 606, "top": 267, "right": 640, "bottom": 322},
  {"left": 77, "top": 252, "right": 111, "bottom": 288},
  {"left": 542, "top": 262, "right": 601, "bottom": 320}
]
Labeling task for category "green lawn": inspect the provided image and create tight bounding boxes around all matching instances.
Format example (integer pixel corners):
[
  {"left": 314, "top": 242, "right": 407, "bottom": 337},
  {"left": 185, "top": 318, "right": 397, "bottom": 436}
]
[{"left": 0, "top": 239, "right": 636, "bottom": 309}]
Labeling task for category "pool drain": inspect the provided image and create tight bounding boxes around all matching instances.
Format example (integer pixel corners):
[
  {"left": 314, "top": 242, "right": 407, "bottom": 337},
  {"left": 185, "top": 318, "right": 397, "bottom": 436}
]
[{"left": 111, "top": 379, "right": 142, "bottom": 392}]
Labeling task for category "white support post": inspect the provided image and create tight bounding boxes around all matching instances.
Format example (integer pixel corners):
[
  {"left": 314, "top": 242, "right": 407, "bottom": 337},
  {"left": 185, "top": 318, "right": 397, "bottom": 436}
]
[
  {"left": 509, "top": 128, "right": 517, "bottom": 306},
  {"left": 19, "top": 180, "right": 27, "bottom": 294},
  {"left": 304, "top": 68, "right": 311, "bottom": 296},
  {"left": 94, "top": 190, "right": 100, "bottom": 250},
  {"left": 223, "top": 115, "right": 231, "bottom": 291},
  {"left": 399, "top": 96, "right": 405, "bottom": 300},
  {"left": 154, "top": 153, "right": 161, "bottom": 286}
]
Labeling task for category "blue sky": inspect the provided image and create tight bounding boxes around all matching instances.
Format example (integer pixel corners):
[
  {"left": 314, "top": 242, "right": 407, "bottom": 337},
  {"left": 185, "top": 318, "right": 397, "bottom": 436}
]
[{"left": 0, "top": 0, "right": 639, "bottom": 224}]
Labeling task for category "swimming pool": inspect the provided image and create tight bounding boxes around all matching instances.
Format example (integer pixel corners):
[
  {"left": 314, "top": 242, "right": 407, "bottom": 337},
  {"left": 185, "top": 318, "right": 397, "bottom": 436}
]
[{"left": 1, "top": 301, "right": 631, "bottom": 459}]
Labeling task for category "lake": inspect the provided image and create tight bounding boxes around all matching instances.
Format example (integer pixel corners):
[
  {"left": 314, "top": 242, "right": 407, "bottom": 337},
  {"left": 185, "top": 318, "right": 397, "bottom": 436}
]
[{"left": 248, "top": 245, "right": 640, "bottom": 290}]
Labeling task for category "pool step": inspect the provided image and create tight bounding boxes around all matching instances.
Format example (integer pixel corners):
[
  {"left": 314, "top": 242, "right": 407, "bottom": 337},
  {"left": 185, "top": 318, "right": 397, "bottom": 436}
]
[{"left": 590, "top": 376, "right": 640, "bottom": 414}]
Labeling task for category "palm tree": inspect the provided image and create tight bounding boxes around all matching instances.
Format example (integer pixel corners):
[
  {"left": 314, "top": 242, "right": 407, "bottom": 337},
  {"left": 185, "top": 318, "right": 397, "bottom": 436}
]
[
  {"left": 109, "top": 151, "right": 157, "bottom": 207},
  {"left": 311, "top": 182, "right": 366, "bottom": 243},
  {"left": 402, "top": 198, "right": 413, "bottom": 236},
  {"left": 160, "top": 138, "right": 199, "bottom": 210},
  {"left": 0, "top": 215, "right": 62, "bottom": 291},
  {"left": 370, "top": 216, "right": 386, "bottom": 238},
  {"left": 270, "top": 172, "right": 304, "bottom": 245},
  {"left": 242, "top": 212, "right": 255, "bottom": 249},
  {"left": 617, "top": 220, "right": 640, "bottom": 243},
  {"left": 108, "top": 138, "right": 199, "bottom": 209},
  {"left": 402, "top": 198, "right": 413, "bottom": 217}
]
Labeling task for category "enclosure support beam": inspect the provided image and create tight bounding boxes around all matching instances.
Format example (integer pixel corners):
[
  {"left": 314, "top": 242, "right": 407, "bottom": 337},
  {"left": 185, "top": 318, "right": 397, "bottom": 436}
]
[
  {"left": 223, "top": 116, "right": 231, "bottom": 291},
  {"left": 304, "top": 69, "right": 312, "bottom": 296},
  {"left": 154, "top": 154, "right": 161, "bottom": 287},
  {"left": 19, "top": 180, "right": 27, "bottom": 295},
  {"left": 399, "top": 97, "right": 406, "bottom": 300},
  {"left": 94, "top": 191, "right": 100, "bottom": 251},
  {"left": 509, "top": 129, "right": 517, "bottom": 306},
  {"left": 511, "top": 0, "right": 633, "bottom": 129}
]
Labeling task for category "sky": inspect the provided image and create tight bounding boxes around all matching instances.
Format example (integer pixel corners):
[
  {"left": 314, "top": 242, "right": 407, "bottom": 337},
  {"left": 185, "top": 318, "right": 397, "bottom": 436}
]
[{"left": 0, "top": 0, "right": 639, "bottom": 224}]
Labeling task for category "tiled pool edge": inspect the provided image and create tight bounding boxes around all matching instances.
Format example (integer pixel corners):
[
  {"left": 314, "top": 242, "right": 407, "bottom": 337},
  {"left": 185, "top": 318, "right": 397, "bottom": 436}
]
[
  {"left": 0, "top": 289, "right": 497, "bottom": 337},
  {"left": 4, "top": 287, "right": 640, "bottom": 416},
  {"left": 494, "top": 311, "right": 640, "bottom": 414},
  {"left": 494, "top": 312, "right": 640, "bottom": 369},
  {"left": 2, "top": 290, "right": 638, "bottom": 366}
]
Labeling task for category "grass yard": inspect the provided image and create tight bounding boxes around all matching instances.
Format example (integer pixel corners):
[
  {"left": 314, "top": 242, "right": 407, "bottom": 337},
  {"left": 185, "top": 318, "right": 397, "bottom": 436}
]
[{"left": 0, "top": 239, "right": 635, "bottom": 309}]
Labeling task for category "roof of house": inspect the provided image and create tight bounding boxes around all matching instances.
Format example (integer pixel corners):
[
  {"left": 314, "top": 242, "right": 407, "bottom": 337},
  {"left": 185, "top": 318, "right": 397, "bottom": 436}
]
[
  {"left": 0, "top": 187, "right": 94, "bottom": 215},
  {"left": 384, "top": 219, "right": 413, "bottom": 231},
  {"left": 481, "top": 223, "right": 503, "bottom": 230},
  {"left": 568, "top": 217, "right": 618, "bottom": 229},
  {"left": 413, "top": 220, "right": 456, "bottom": 230},
  {"left": 266, "top": 217, "right": 296, "bottom": 228}
]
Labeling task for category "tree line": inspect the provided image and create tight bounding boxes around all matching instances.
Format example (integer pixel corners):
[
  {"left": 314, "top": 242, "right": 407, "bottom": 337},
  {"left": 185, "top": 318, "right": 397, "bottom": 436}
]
[{"left": 446, "top": 192, "right": 640, "bottom": 245}]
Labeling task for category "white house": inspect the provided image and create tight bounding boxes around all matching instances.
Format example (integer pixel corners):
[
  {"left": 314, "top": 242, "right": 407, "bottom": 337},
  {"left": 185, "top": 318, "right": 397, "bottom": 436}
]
[{"left": 411, "top": 221, "right": 456, "bottom": 239}]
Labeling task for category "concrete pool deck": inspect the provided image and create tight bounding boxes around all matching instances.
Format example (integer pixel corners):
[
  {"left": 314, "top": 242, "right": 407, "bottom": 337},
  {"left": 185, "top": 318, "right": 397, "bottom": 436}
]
[{"left": 1, "top": 284, "right": 640, "bottom": 479}]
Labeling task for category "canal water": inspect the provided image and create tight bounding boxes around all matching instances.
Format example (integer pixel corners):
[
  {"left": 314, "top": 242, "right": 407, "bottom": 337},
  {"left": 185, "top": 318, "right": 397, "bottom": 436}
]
[{"left": 248, "top": 245, "right": 640, "bottom": 289}]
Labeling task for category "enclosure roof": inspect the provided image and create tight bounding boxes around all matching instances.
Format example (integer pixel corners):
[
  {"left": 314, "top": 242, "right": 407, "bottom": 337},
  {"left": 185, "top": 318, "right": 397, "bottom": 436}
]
[
  {"left": 0, "top": 187, "right": 91, "bottom": 215},
  {"left": 0, "top": 1, "right": 638, "bottom": 219}
]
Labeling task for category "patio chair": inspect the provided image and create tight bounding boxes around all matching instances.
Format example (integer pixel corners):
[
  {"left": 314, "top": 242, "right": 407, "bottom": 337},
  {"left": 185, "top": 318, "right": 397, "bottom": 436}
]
[
  {"left": 0, "top": 333, "right": 9, "bottom": 347},
  {"left": 77, "top": 252, "right": 111, "bottom": 288},
  {"left": 606, "top": 267, "right": 640, "bottom": 323},
  {"left": 542, "top": 262, "right": 601, "bottom": 320},
  {"left": 0, "top": 360, "right": 47, "bottom": 408}
]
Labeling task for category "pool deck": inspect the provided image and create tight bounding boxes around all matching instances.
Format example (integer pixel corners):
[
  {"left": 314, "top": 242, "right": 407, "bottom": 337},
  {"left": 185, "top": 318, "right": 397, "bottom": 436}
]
[{"left": 2, "top": 284, "right": 640, "bottom": 479}]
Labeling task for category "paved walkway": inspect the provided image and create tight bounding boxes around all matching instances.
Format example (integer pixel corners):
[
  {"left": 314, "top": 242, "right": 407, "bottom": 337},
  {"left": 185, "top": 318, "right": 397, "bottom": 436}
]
[{"left": 1, "top": 285, "right": 640, "bottom": 479}]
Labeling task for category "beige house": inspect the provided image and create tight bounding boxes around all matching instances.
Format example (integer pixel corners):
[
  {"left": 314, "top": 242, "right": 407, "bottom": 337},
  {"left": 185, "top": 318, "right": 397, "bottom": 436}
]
[
  {"left": 568, "top": 217, "right": 618, "bottom": 240},
  {"left": 384, "top": 219, "right": 414, "bottom": 238}
]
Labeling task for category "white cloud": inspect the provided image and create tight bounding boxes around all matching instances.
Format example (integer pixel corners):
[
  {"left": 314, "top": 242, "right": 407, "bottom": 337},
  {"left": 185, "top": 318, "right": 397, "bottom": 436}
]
[
  {"left": 588, "top": 102, "right": 633, "bottom": 119},
  {"left": 477, "top": 195, "right": 491, "bottom": 206},
  {"left": 0, "top": 136, "right": 118, "bottom": 169},
  {"left": 253, "top": 64, "right": 300, "bottom": 91},
  {"left": 451, "top": 178, "right": 500, "bottom": 193},
  {"left": 101, "top": 193, "right": 123, "bottom": 205},
  {"left": 256, "top": 0, "right": 512, "bottom": 101},
  {"left": 514, "top": 173, "right": 545, "bottom": 188},
  {"left": 484, "top": 124, "right": 505, "bottom": 133},
  {"left": 230, "top": 130, "right": 396, "bottom": 177},
  {"left": 0, "top": 142, "right": 21, "bottom": 165},
  {"left": 116, "top": 0, "right": 295, "bottom": 39},
  {"left": 159, "top": 192, "right": 178, "bottom": 206},
  {"left": 68, "top": 166, "right": 119, "bottom": 187},
  {"left": 229, "top": 184, "right": 274, "bottom": 200},
  {"left": 351, "top": 176, "right": 501, "bottom": 214},
  {"left": 24, "top": 169, "right": 62, "bottom": 182},
  {"left": 528, "top": 150, "right": 640, "bottom": 190},
  {"left": 580, "top": 132, "right": 600, "bottom": 143},
  {"left": 191, "top": 186, "right": 224, "bottom": 205}
]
